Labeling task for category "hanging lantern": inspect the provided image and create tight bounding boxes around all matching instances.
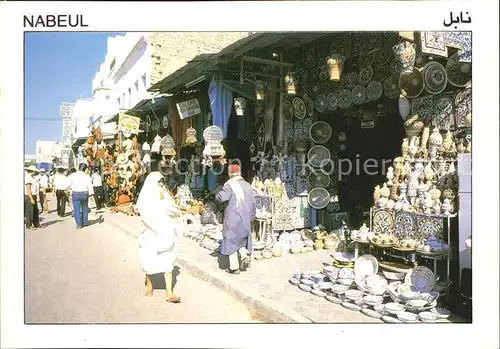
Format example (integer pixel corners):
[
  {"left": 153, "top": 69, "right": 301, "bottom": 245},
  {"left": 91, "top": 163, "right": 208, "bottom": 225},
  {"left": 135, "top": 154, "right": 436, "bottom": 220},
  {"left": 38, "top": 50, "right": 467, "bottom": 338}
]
[
  {"left": 160, "top": 135, "right": 176, "bottom": 157},
  {"left": 255, "top": 80, "right": 266, "bottom": 100},
  {"left": 284, "top": 73, "right": 297, "bottom": 95},
  {"left": 202, "top": 125, "right": 226, "bottom": 166},
  {"left": 185, "top": 127, "right": 197, "bottom": 146},
  {"left": 234, "top": 97, "right": 246, "bottom": 116},
  {"left": 162, "top": 115, "right": 169, "bottom": 129},
  {"left": 327, "top": 55, "right": 345, "bottom": 81}
]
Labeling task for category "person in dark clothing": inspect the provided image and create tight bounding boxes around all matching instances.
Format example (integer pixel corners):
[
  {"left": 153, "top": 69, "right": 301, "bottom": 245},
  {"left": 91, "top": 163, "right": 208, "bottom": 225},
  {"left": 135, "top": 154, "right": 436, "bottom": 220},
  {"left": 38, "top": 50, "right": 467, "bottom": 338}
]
[
  {"left": 91, "top": 167, "right": 104, "bottom": 209},
  {"left": 53, "top": 166, "right": 69, "bottom": 217}
]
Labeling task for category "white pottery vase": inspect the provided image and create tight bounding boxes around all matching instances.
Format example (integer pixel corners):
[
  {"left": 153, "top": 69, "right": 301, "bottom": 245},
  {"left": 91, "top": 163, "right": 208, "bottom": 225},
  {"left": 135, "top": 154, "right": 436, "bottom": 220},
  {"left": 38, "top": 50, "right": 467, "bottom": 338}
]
[
  {"left": 398, "top": 95, "right": 411, "bottom": 121},
  {"left": 424, "top": 162, "right": 434, "bottom": 182},
  {"left": 380, "top": 183, "right": 391, "bottom": 199},
  {"left": 386, "top": 166, "right": 394, "bottom": 184},
  {"left": 441, "top": 199, "right": 451, "bottom": 215},
  {"left": 428, "top": 128, "right": 443, "bottom": 149}
]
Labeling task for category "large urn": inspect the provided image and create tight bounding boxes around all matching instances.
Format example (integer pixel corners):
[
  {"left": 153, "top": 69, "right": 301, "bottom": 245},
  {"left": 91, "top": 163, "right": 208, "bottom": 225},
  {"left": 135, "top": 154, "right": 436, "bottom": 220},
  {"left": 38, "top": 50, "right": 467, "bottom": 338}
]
[
  {"left": 428, "top": 127, "right": 443, "bottom": 150},
  {"left": 404, "top": 115, "right": 425, "bottom": 139}
]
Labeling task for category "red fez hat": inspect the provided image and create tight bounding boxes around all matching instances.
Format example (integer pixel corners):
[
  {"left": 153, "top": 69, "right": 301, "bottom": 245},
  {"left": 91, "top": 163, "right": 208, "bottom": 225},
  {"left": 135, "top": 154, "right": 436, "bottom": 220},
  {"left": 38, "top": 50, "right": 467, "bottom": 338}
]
[{"left": 228, "top": 164, "right": 241, "bottom": 175}]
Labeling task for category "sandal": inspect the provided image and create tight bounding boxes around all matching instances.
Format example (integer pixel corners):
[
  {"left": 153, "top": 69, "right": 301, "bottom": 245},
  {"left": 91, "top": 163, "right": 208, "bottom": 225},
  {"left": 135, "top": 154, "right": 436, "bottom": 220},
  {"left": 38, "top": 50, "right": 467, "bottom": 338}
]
[
  {"left": 145, "top": 289, "right": 153, "bottom": 297},
  {"left": 166, "top": 295, "right": 181, "bottom": 303}
]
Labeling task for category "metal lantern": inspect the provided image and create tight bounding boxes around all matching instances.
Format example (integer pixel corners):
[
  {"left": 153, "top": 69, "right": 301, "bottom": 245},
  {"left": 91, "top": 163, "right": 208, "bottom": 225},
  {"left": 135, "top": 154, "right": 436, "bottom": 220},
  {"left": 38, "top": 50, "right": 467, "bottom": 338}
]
[
  {"left": 234, "top": 97, "right": 246, "bottom": 116},
  {"left": 284, "top": 73, "right": 297, "bottom": 95},
  {"left": 327, "top": 55, "right": 345, "bottom": 81},
  {"left": 255, "top": 80, "right": 266, "bottom": 101}
]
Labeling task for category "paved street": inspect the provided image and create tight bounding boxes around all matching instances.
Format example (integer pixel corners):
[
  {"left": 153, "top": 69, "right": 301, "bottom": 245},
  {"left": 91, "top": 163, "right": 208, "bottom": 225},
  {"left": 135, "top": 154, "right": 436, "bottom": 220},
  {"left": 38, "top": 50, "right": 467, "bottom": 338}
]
[{"left": 24, "top": 194, "right": 258, "bottom": 323}]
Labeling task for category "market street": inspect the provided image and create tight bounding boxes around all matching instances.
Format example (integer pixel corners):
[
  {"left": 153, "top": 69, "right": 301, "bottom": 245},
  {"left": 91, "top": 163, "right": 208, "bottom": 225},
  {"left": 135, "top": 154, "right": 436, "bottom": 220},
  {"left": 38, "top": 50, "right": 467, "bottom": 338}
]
[{"left": 24, "top": 195, "right": 259, "bottom": 323}]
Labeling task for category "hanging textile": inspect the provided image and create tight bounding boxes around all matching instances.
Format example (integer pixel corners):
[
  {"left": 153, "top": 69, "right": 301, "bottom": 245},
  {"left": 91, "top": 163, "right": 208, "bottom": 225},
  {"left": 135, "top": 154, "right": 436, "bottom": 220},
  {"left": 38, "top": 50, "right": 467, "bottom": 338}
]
[
  {"left": 208, "top": 77, "right": 233, "bottom": 137},
  {"left": 168, "top": 95, "right": 195, "bottom": 147}
]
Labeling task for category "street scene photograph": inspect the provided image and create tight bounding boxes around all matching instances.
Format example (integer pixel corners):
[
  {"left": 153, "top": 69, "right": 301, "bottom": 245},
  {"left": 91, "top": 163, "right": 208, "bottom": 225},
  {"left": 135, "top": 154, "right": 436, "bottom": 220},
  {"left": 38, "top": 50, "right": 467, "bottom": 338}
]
[{"left": 24, "top": 31, "right": 473, "bottom": 325}]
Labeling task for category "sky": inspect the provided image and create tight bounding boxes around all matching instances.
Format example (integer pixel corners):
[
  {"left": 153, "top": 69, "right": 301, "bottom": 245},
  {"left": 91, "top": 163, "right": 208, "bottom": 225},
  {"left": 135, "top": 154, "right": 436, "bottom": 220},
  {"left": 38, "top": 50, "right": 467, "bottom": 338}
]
[{"left": 24, "top": 32, "right": 125, "bottom": 155}]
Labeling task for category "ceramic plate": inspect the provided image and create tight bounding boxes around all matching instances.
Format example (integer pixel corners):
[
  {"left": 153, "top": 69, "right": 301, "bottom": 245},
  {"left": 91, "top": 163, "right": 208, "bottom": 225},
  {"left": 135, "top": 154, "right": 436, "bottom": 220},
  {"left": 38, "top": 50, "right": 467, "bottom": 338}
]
[
  {"left": 397, "top": 312, "right": 419, "bottom": 323},
  {"left": 405, "top": 266, "right": 435, "bottom": 293},
  {"left": 338, "top": 267, "right": 355, "bottom": 279},
  {"left": 358, "top": 66, "right": 374, "bottom": 85},
  {"left": 342, "top": 302, "right": 362, "bottom": 312},
  {"left": 418, "top": 311, "right": 439, "bottom": 323},
  {"left": 331, "top": 284, "right": 350, "bottom": 294},
  {"left": 385, "top": 302, "right": 406, "bottom": 315},
  {"left": 382, "top": 271, "right": 406, "bottom": 281},
  {"left": 338, "top": 89, "right": 353, "bottom": 109},
  {"left": 301, "top": 279, "right": 315, "bottom": 286},
  {"left": 383, "top": 76, "right": 400, "bottom": 99},
  {"left": 354, "top": 254, "right": 379, "bottom": 279},
  {"left": 352, "top": 85, "right": 368, "bottom": 105},
  {"left": 358, "top": 52, "right": 375, "bottom": 69},
  {"left": 326, "top": 92, "right": 339, "bottom": 111},
  {"left": 333, "top": 252, "right": 356, "bottom": 264},
  {"left": 343, "top": 72, "right": 358, "bottom": 88},
  {"left": 363, "top": 295, "right": 384, "bottom": 306},
  {"left": 423, "top": 61, "right": 448, "bottom": 95},
  {"left": 326, "top": 294, "right": 343, "bottom": 304},
  {"left": 399, "top": 68, "right": 424, "bottom": 98},
  {"left": 318, "top": 282, "right": 333, "bottom": 290},
  {"left": 292, "top": 97, "right": 307, "bottom": 120},
  {"left": 289, "top": 277, "right": 301, "bottom": 286},
  {"left": 446, "top": 52, "right": 471, "bottom": 87},
  {"left": 298, "top": 284, "right": 312, "bottom": 292},
  {"left": 365, "top": 274, "right": 388, "bottom": 290},
  {"left": 367, "top": 80, "right": 383, "bottom": 101},
  {"left": 337, "top": 278, "right": 354, "bottom": 287},
  {"left": 406, "top": 299, "right": 428, "bottom": 308},
  {"left": 430, "top": 308, "right": 451, "bottom": 319},
  {"left": 315, "top": 94, "right": 327, "bottom": 113},
  {"left": 361, "top": 308, "right": 383, "bottom": 319},
  {"left": 311, "top": 288, "right": 327, "bottom": 297},
  {"left": 345, "top": 289, "right": 364, "bottom": 301},
  {"left": 282, "top": 100, "right": 294, "bottom": 121},
  {"left": 382, "top": 315, "right": 403, "bottom": 324},
  {"left": 373, "top": 304, "right": 388, "bottom": 316}
]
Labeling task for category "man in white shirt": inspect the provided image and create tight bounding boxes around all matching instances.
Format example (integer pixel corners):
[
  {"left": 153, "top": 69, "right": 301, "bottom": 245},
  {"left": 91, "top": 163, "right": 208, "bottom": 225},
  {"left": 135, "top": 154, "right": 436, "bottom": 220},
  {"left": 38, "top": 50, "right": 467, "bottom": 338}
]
[
  {"left": 68, "top": 163, "right": 95, "bottom": 229},
  {"left": 38, "top": 168, "right": 49, "bottom": 214},
  {"left": 24, "top": 165, "right": 41, "bottom": 229},
  {"left": 91, "top": 167, "right": 104, "bottom": 210},
  {"left": 53, "top": 166, "right": 69, "bottom": 217}
]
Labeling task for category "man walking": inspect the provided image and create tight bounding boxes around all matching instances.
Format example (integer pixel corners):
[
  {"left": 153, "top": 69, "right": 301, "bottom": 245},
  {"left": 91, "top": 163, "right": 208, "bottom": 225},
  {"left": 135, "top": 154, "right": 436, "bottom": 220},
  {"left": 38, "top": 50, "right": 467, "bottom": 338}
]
[
  {"left": 24, "top": 166, "right": 38, "bottom": 229},
  {"left": 53, "top": 166, "right": 69, "bottom": 217},
  {"left": 91, "top": 167, "right": 104, "bottom": 210},
  {"left": 68, "top": 163, "right": 94, "bottom": 229},
  {"left": 215, "top": 164, "right": 256, "bottom": 274},
  {"left": 38, "top": 168, "right": 49, "bottom": 214}
]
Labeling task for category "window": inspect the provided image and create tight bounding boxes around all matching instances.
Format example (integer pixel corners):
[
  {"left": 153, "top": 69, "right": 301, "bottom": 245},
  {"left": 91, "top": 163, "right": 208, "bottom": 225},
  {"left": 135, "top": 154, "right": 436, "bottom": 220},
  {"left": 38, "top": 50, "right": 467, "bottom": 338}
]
[
  {"left": 105, "top": 95, "right": 110, "bottom": 100},
  {"left": 135, "top": 80, "right": 139, "bottom": 94},
  {"left": 128, "top": 88, "right": 132, "bottom": 107},
  {"left": 141, "top": 73, "right": 147, "bottom": 90},
  {"left": 110, "top": 57, "right": 116, "bottom": 71},
  {"left": 118, "top": 97, "right": 121, "bottom": 107}
]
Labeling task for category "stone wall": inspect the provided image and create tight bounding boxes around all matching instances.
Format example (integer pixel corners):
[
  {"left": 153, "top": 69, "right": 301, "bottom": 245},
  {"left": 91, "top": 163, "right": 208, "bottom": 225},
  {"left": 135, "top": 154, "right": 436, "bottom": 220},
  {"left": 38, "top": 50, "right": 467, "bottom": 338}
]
[{"left": 148, "top": 32, "right": 251, "bottom": 86}]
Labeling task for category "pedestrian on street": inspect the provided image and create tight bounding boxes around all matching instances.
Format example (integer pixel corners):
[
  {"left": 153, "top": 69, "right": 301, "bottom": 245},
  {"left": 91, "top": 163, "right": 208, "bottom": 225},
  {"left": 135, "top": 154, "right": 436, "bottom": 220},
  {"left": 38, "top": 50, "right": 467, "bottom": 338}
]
[
  {"left": 67, "top": 168, "right": 77, "bottom": 216},
  {"left": 136, "top": 171, "right": 181, "bottom": 303},
  {"left": 91, "top": 167, "right": 104, "bottom": 210},
  {"left": 38, "top": 168, "right": 49, "bottom": 214},
  {"left": 53, "top": 166, "right": 69, "bottom": 217},
  {"left": 215, "top": 164, "right": 256, "bottom": 275},
  {"left": 24, "top": 165, "right": 41, "bottom": 229},
  {"left": 68, "top": 163, "right": 94, "bottom": 229}
]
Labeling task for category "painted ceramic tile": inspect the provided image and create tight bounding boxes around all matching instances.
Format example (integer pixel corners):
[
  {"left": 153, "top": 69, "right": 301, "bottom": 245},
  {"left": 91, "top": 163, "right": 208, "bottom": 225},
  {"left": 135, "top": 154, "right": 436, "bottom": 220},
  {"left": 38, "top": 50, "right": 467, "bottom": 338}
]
[
  {"left": 411, "top": 96, "right": 434, "bottom": 123},
  {"left": 372, "top": 209, "right": 395, "bottom": 234},
  {"left": 432, "top": 93, "right": 454, "bottom": 130},
  {"left": 420, "top": 32, "right": 448, "bottom": 58},
  {"left": 416, "top": 214, "right": 444, "bottom": 240},
  {"left": 394, "top": 211, "right": 417, "bottom": 240},
  {"left": 444, "top": 31, "right": 472, "bottom": 63},
  {"left": 454, "top": 89, "right": 472, "bottom": 128}
]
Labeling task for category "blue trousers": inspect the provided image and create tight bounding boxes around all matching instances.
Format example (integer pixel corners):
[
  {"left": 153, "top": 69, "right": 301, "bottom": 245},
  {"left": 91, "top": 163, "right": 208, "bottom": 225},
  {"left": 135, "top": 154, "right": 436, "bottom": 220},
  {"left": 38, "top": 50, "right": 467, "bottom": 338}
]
[{"left": 72, "top": 191, "right": 89, "bottom": 227}]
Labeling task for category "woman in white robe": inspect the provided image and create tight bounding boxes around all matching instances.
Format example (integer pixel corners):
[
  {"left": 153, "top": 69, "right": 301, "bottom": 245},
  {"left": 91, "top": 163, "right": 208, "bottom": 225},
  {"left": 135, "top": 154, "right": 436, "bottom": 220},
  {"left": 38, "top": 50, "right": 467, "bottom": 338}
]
[{"left": 136, "top": 171, "right": 181, "bottom": 303}]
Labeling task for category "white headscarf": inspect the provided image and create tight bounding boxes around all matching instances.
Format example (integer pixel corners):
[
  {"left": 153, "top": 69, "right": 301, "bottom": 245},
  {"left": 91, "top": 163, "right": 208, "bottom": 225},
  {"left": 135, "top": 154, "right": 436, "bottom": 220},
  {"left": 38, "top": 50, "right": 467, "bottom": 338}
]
[
  {"left": 137, "top": 172, "right": 179, "bottom": 222},
  {"left": 226, "top": 175, "right": 245, "bottom": 208}
]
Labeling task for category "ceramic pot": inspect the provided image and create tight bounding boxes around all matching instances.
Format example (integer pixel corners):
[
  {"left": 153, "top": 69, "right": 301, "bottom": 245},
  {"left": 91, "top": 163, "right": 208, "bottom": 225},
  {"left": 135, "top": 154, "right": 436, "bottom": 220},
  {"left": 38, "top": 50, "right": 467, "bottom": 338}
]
[
  {"left": 386, "top": 199, "right": 396, "bottom": 210},
  {"left": 401, "top": 138, "right": 409, "bottom": 158},
  {"left": 262, "top": 250, "right": 273, "bottom": 259},
  {"left": 373, "top": 185, "right": 381, "bottom": 205},
  {"left": 429, "top": 185, "right": 442, "bottom": 201},
  {"left": 428, "top": 127, "right": 443, "bottom": 149},
  {"left": 117, "top": 194, "right": 131, "bottom": 205},
  {"left": 314, "top": 239, "right": 325, "bottom": 250},
  {"left": 380, "top": 183, "right": 390, "bottom": 199},
  {"left": 404, "top": 115, "right": 425, "bottom": 138},
  {"left": 424, "top": 162, "right": 434, "bottom": 182},
  {"left": 441, "top": 199, "right": 451, "bottom": 215},
  {"left": 442, "top": 189, "right": 456, "bottom": 200},
  {"left": 398, "top": 182, "right": 408, "bottom": 201},
  {"left": 421, "top": 127, "right": 430, "bottom": 151},
  {"left": 442, "top": 131, "right": 453, "bottom": 152}
]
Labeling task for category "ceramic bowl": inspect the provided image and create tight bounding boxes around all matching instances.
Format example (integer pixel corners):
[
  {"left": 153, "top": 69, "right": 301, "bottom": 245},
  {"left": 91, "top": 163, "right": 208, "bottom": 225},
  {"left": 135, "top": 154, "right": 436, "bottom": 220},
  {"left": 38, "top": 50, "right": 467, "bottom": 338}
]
[
  {"left": 338, "top": 268, "right": 355, "bottom": 279},
  {"left": 273, "top": 250, "right": 283, "bottom": 257},
  {"left": 262, "top": 250, "right": 273, "bottom": 259},
  {"left": 361, "top": 308, "right": 383, "bottom": 319},
  {"left": 373, "top": 304, "right": 388, "bottom": 316},
  {"left": 331, "top": 284, "right": 350, "bottom": 294},
  {"left": 298, "top": 284, "right": 312, "bottom": 292},
  {"left": 342, "top": 302, "right": 362, "bottom": 312},
  {"left": 291, "top": 247, "right": 301, "bottom": 254},
  {"left": 419, "top": 311, "right": 439, "bottom": 323},
  {"left": 301, "top": 279, "right": 315, "bottom": 286},
  {"left": 430, "top": 307, "right": 451, "bottom": 319},
  {"left": 302, "top": 269, "right": 321, "bottom": 277},
  {"left": 253, "top": 253, "right": 263, "bottom": 260},
  {"left": 363, "top": 295, "right": 384, "bottom": 306},
  {"left": 311, "top": 289, "right": 327, "bottom": 297},
  {"left": 382, "top": 315, "right": 403, "bottom": 324},
  {"left": 338, "top": 278, "right": 355, "bottom": 287},
  {"left": 397, "top": 312, "right": 419, "bottom": 323},
  {"left": 382, "top": 271, "right": 406, "bottom": 281},
  {"left": 406, "top": 299, "right": 428, "bottom": 308},
  {"left": 253, "top": 241, "right": 266, "bottom": 250},
  {"left": 345, "top": 289, "right": 364, "bottom": 301},
  {"left": 289, "top": 277, "right": 301, "bottom": 286},
  {"left": 385, "top": 302, "right": 406, "bottom": 315},
  {"left": 326, "top": 294, "right": 343, "bottom": 304},
  {"left": 318, "top": 282, "right": 333, "bottom": 290}
]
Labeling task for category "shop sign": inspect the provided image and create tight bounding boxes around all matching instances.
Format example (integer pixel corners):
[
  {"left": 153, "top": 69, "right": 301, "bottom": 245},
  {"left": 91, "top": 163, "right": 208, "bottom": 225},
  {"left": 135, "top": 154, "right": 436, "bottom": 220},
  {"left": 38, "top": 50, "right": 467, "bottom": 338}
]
[
  {"left": 118, "top": 113, "right": 140, "bottom": 134},
  {"left": 176, "top": 98, "right": 201, "bottom": 120},
  {"left": 361, "top": 119, "right": 375, "bottom": 129},
  {"left": 100, "top": 122, "right": 118, "bottom": 136}
]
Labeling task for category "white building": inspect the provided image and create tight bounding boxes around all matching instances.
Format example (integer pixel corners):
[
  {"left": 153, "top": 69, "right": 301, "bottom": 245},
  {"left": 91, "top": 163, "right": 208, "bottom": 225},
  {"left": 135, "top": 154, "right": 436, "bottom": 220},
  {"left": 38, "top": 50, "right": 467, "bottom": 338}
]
[
  {"left": 35, "top": 141, "right": 63, "bottom": 164},
  {"left": 70, "top": 98, "right": 95, "bottom": 140}
]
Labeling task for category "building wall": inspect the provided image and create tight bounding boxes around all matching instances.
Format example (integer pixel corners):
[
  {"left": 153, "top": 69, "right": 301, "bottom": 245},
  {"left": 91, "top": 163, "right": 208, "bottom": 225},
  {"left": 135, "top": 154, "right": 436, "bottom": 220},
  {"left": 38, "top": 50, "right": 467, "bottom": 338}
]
[
  {"left": 148, "top": 32, "right": 252, "bottom": 86},
  {"left": 35, "top": 141, "right": 63, "bottom": 164},
  {"left": 71, "top": 99, "right": 94, "bottom": 139}
]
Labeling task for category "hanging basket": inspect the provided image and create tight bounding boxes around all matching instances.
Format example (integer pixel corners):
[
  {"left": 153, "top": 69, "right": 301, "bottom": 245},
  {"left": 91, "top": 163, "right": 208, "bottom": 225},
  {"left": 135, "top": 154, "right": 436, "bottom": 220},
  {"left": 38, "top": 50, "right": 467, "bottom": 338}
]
[{"left": 327, "top": 55, "right": 345, "bottom": 81}]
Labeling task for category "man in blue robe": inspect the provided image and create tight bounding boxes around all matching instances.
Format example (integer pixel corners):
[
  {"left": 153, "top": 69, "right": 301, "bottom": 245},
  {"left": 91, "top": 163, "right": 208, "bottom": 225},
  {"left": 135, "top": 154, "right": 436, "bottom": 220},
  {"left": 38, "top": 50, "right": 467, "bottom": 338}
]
[{"left": 216, "top": 164, "right": 256, "bottom": 274}]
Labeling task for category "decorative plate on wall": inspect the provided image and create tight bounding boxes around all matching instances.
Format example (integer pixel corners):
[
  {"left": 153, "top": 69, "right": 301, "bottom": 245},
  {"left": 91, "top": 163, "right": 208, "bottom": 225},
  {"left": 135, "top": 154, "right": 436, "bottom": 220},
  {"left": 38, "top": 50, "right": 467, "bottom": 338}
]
[
  {"left": 352, "top": 85, "right": 368, "bottom": 105},
  {"left": 411, "top": 96, "right": 434, "bottom": 123},
  {"left": 338, "top": 89, "right": 353, "bottom": 109},
  {"left": 454, "top": 89, "right": 472, "bottom": 128},
  {"left": 416, "top": 215, "right": 444, "bottom": 240},
  {"left": 383, "top": 76, "right": 400, "bottom": 99},
  {"left": 372, "top": 209, "right": 395, "bottom": 234},
  {"left": 282, "top": 100, "right": 294, "bottom": 121},
  {"left": 394, "top": 211, "right": 417, "bottom": 240},
  {"left": 399, "top": 68, "right": 424, "bottom": 98},
  {"left": 358, "top": 52, "right": 375, "bottom": 69},
  {"left": 445, "top": 31, "right": 471, "bottom": 63},
  {"left": 374, "top": 63, "right": 390, "bottom": 81},
  {"left": 374, "top": 47, "right": 392, "bottom": 66},
  {"left": 326, "top": 92, "right": 339, "bottom": 111},
  {"left": 433, "top": 94, "right": 454, "bottom": 130},
  {"left": 343, "top": 71, "right": 359, "bottom": 89},
  {"left": 446, "top": 52, "right": 472, "bottom": 87},
  {"left": 303, "top": 93, "right": 314, "bottom": 117},
  {"left": 309, "top": 121, "right": 333, "bottom": 144},
  {"left": 420, "top": 32, "right": 448, "bottom": 58},
  {"left": 307, "top": 145, "right": 331, "bottom": 168},
  {"left": 293, "top": 97, "right": 307, "bottom": 120},
  {"left": 423, "top": 61, "right": 448, "bottom": 95},
  {"left": 315, "top": 94, "right": 327, "bottom": 113},
  {"left": 307, "top": 187, "right": 331, "bottom": 210},
  {"left": 367, "top": 80, "right": 383, "bottom": 101},
  {"left": 358, "top": 66, "right": 374, "bottom": 85}
]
